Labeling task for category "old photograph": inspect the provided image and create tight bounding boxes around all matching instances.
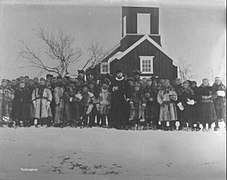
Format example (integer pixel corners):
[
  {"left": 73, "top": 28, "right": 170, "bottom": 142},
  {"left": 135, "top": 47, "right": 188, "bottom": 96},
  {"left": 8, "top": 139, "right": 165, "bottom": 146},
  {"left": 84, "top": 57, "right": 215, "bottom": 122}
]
[{"left": 0, "top": 0, "right": 226, "bottom": 180}]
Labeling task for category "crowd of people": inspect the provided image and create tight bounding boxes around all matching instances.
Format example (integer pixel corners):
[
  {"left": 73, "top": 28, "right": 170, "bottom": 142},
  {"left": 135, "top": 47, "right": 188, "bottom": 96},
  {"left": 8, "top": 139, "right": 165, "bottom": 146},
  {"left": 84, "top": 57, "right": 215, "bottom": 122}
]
[{"left": 0, "top": 69, "right": 226, "bottom": 131}]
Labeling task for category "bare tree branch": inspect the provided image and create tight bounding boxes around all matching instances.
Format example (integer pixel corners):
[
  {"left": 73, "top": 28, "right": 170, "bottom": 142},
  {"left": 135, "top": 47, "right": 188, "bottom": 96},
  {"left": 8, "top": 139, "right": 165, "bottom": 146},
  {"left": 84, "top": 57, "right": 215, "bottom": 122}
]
[
  {"left": 20, "top": 29, "right": 82, "bottom": 77},
  {"left": 82, "top": 41, "right": 107, "bottom": 70}
]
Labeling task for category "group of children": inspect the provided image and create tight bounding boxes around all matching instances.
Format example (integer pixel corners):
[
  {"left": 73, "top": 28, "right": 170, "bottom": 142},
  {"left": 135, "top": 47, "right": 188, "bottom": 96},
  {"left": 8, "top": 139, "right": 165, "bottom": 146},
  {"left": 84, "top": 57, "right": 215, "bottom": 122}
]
[{"left": 0, "top": 70, "right": 226, "bottom": 131}]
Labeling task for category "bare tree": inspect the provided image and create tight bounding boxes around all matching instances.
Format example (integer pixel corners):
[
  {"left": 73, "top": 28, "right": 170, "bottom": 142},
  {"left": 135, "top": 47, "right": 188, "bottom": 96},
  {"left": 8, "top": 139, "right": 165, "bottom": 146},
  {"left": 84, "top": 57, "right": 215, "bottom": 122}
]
[
  {"left": 20, "top": 29, "right": 82, "bottom": 77},
  {"left": 82, "top": 41, "right": 107, "bottom": 70},
  {"left": 178, "top": 58, "right": 193, "bottom": 81}
]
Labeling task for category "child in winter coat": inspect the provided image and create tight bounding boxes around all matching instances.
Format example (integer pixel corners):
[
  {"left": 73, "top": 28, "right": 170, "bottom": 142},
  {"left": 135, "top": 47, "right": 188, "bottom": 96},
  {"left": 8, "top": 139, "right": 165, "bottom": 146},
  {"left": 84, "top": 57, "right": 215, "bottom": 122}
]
[
  {"left": 96, "top": 79, "right": 111, "bottom": 127},
  {"left": 129, "top": 83, "right": 143, "bottom": 130},
  {"left": 76, "top": 84, "right": 95, "bottom": 127},
  {"left": 143, "top": 78, "right": 157, "bottom": 129}
]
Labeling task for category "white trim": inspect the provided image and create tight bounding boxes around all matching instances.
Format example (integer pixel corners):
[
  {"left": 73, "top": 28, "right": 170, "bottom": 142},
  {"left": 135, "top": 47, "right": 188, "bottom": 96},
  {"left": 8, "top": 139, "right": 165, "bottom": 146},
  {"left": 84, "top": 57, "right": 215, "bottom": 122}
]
[
  {"left": 108, "top": 51, "right": 122, "bottom": 64},
  {"left": 121, "top": 33, "right": 160, "bottom": 40},
  {"left": 116, "top": 34, "right": 177, "bottom": 65},
  {"left": 139, "top": 56, "right": 154, "bottom": 74},
  {"left": 100, "top": 62, "right": 110, "bottom": 74},
  {"left": 123, "top": 16, "right": 126, "bottom": 37}
]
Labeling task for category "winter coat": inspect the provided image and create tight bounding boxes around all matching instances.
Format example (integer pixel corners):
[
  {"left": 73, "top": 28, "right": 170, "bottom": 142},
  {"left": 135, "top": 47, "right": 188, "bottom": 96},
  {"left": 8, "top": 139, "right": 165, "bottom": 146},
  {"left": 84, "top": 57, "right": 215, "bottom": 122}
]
[
  {"left": 197, "top": 85, "right": 217, "bottom": 124},
  {"left": 96, "top": 88, "right": 111, "bottom": 115},
  {"left": 143, "top": 85, "right": 157, "bottom": 120},
  {"left": 12, "top": 87, "right": 31, "bottom": 121},
  {"left": 53, "top": 86, "right": 64, "bottom": 124},
  {"left": 32, "top": 86, "right": 52, "bottom": 119},
  {"left": 110, "top": 77, "right": 130, "bottom": 127},
  {"left": 157, "top": 87, "right": 178, "bottom": 121},
  {"left": 212, "top": 83, "right": 226, "bottom": 120},
  {"left": 178, "top": 88, "right": 199, "bottom": 124},
  {"left": 129, "top": 90, "right": 143, "bottom": 121},
  {"left": 0, "top": 86, "right": 14, "bottom": 123}
]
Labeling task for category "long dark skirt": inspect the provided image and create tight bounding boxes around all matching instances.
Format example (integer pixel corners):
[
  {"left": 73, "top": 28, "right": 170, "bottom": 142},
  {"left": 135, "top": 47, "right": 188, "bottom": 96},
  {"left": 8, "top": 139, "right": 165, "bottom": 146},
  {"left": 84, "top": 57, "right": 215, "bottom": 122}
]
[
  {"left": 12, "top": 102, "right": 31, "bottom": 121},
  {"left": 213, "top": 97, "right": 226, "bottom": 120},
  {"left": 110, "top": 96, "right": 128, "bottom": 128},
  {"left": 198, "top": 102, "right": 217, "bottom": 124},
  {"left": 180, "top": 104, "right": 199, "bottom": 125}
]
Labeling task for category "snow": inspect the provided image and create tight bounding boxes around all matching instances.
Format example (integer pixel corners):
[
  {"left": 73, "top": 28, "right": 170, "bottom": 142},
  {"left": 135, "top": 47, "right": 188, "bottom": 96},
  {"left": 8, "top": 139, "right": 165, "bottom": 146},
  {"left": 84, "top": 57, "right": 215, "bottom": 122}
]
[{"left": 0, "top": 123, "right": 226, "bottom": 180}]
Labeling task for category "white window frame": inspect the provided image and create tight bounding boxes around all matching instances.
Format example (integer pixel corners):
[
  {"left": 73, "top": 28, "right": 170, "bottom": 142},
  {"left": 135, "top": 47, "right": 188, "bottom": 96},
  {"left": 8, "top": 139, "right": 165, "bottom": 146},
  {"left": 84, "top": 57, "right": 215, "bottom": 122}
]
[
  {"left": 100, "top": 62, "right": 109, "bottom": 74},
  {"left": 139, "top": 56, "right": 154, "bottom": 74},
  {"left": 123, "top": 16, "right": 126, "bottom": 36},
  {"left": 137, "top": 13, "right": 150, "bottom": 34}
]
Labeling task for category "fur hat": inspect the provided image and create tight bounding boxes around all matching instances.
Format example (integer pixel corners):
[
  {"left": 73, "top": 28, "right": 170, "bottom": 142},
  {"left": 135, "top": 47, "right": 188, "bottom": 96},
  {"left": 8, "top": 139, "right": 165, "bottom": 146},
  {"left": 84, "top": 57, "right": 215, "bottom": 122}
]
[{"left": 1, "top": 79, "right": 8, "bottom": 83}]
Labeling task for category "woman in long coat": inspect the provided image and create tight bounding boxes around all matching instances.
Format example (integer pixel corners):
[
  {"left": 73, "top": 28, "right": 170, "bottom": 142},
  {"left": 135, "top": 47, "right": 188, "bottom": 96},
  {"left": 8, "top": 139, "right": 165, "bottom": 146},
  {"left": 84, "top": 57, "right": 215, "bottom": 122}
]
[
  {"left": 178, "top": 81, "right": 199, "bottom": 130},
  {"left": 157, "top": 79, "right": 178, "bottom": 130},
  {"left": 12, "top": 80, "right": 31, "bottom": 127},
  {"left": 32, "top": 78, "right": 52, "bottom": 126},
  {"left": 197, "top": 78, "right": 217, "bottom": 131},
  {"left": 212, "top": 77, "right": 226, "bottom": 130}
]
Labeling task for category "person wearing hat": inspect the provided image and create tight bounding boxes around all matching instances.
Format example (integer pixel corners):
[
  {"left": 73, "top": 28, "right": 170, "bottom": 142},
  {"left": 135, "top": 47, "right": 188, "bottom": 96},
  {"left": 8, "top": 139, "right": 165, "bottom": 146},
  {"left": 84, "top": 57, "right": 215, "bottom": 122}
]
[
  {"left": 177, "top": 80, "right": 199, "bottom": 131},
  {"left": 0, "top": 79, "right": 15, "bottom": 127},
  {"left": 77, "top": 70, "right": 85, "bottom": 85},
  {"left": 133, "top": 70, "right": 141, "bottom": 85},
  {"left": 46, "top": 74, "right": 53, "bottom": 81},
  {"left": 212, "top": 77, "right": 226, "bottom": 130},
  {"left": 109, "top": 69, "right": 130, "bottom": 129},
  {"left": 32, "top": 78, "right": 52, "bottom": 127},
  {"left": 11, "top": 80, "right": 31, "bottom": 127},
  {"left": 127, "top": 77, "right": 135, "bottom": 96}
]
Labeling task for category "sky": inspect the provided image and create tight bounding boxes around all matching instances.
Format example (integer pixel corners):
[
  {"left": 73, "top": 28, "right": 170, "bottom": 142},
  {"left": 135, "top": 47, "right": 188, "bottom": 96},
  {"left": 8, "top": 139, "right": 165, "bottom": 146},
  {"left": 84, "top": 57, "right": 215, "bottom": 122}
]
[{"left": 0, "top": 0, "right": 226, "bottom": 84}]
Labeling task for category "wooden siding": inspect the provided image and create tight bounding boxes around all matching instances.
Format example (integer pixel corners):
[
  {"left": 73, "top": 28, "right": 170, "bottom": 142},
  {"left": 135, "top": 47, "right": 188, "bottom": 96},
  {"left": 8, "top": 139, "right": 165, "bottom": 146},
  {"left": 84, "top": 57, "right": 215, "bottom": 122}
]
[{"left": 110, "top": 39, "right": 177, "bottom": 81}]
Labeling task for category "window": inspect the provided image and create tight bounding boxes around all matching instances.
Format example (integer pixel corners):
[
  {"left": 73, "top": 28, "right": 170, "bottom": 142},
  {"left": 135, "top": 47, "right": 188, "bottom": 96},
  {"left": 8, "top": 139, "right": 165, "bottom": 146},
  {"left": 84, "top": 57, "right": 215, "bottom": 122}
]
[
  {"left": 100, "top": 62, "right": 109, "bottom": 74},
  {"left": 137, "top": 13, "right": 150, "bottom": 34},
  {"left": 123, "top": 16, "right": 126, "bottom": 36},
  {"left": 140, "top": 56, "right": 154, "bottom": 74}
]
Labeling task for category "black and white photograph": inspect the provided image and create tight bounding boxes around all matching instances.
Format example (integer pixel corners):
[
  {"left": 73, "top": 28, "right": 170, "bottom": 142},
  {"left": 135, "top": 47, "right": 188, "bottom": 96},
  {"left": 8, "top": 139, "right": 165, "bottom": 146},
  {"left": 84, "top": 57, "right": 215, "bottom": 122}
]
[{"left": 0, "top": 0, "right": 226, "bottom": 180}]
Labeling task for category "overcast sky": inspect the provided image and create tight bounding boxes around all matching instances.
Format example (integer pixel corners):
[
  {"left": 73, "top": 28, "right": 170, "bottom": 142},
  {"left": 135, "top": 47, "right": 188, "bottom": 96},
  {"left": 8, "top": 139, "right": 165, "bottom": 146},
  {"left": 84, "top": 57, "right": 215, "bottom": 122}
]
[{"left": 0, "top": 0, "right": 226, "bottom": 84}]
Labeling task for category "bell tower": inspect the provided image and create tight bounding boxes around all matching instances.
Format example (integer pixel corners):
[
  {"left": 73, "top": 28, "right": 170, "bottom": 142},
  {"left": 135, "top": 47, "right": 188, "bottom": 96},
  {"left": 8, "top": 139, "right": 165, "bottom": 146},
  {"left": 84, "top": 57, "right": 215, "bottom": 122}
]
[
  {"left": 121, "top": 6, "right": 161, "bottom": 48},
  {"left": 122, "top": 6, "right": 159, "bottom": 36}
]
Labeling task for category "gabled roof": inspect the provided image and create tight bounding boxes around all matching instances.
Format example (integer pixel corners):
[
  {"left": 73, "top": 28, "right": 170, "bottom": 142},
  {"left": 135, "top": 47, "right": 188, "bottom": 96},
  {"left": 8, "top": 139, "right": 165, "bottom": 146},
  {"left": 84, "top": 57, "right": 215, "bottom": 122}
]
[{"left": 108, "top": 34, "right": 177, "bottom": 65}]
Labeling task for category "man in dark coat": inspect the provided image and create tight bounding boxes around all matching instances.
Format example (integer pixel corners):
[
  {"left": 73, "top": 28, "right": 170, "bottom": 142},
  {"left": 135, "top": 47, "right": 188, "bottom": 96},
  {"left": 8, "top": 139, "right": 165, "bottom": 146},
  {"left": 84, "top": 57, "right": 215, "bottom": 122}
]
[{"left": 109, "top": 70, "right": 130, "bottom": 129}]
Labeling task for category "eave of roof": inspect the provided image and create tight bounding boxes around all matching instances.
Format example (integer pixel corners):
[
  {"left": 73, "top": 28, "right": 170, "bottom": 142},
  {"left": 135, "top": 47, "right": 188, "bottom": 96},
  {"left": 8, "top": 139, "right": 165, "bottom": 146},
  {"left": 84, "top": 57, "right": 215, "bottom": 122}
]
[{"left": 113, "top": 34, "right": 177, "bottom": 65}]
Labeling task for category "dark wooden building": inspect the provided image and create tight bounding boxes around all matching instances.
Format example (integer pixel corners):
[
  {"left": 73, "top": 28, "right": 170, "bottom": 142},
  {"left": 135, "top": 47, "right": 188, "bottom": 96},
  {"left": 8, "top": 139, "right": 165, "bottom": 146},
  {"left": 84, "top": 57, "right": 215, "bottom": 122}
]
[{"left": 86, "top": 6, "right": 178, "bottom": 81}]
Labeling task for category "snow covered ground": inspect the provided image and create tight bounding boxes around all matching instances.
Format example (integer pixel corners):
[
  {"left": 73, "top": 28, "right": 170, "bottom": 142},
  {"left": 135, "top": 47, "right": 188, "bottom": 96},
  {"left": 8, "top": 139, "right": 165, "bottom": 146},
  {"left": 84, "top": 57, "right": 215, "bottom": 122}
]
[{"left": 0, "top": 123, "right": 226, "bottom": 180}]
